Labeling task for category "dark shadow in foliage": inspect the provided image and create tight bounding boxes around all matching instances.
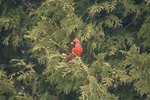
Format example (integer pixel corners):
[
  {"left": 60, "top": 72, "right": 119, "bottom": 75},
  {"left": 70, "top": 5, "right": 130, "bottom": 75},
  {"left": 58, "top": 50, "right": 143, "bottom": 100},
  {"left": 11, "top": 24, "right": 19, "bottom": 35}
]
[{"left": 109, "top": 84, "right": 147, "bottom": 100}]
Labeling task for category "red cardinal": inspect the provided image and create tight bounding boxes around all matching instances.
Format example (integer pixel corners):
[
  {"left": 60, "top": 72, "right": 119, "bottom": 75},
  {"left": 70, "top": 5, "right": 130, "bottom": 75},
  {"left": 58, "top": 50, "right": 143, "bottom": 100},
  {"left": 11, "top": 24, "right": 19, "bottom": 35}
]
[{"left": 64, "top": 37, "right": 83, "bottom": 62}]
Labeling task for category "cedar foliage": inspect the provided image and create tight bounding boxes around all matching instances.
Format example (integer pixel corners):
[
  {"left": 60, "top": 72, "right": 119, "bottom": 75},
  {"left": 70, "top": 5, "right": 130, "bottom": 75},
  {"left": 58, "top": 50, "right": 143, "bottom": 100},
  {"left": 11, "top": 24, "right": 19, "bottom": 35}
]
[{"left": 0, "top": 0, "right": 150, "bottom": 100}]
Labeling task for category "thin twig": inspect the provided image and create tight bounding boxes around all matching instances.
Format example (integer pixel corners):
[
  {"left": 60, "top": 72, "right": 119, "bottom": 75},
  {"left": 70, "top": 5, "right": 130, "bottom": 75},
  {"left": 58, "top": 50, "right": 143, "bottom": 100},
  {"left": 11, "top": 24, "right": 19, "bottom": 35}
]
[{"left": 49, "top": 39, "right": 70, "bottom": 54}]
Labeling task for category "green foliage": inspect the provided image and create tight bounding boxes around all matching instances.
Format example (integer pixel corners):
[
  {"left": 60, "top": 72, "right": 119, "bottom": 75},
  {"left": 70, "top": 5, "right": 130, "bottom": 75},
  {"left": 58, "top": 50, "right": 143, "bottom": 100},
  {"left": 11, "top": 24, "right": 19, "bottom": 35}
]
[
  {"left": 138, "top": 15, "right": 150, "bottom": 49},
  {"left": 89, "top": 1, "right": 117, "bottom": 16},
  {"left": 124, "top": 45, "right": 150, "bottom": 98},
  {"left": 0, "top": 69, "right": 18, "bottom": 100},
  {"left": 44, "top": 58, "right": 87, "bottom": 93},
  {"left": 0, "top": 0, "right": 149, "bottom": 100},
  {"left": 104, "top": 15, "right": 122, "bottom": 28},
  {"left": 80, "top": 76, "right": 117, "bottom": 100}
]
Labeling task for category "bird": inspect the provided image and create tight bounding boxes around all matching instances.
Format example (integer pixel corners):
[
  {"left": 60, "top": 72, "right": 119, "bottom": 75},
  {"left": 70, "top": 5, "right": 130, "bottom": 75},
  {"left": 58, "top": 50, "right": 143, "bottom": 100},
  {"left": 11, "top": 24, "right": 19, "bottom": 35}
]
[{"left": 64, "top": 37, "right": 83, "bottom": 62}]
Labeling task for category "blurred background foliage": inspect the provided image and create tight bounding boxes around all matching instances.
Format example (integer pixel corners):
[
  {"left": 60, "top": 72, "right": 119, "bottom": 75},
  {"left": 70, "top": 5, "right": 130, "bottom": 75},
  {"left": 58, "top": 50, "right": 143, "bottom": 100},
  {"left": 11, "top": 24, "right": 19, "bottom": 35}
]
[{"left": 0, "top": 0, "right": 149, "bottom": 100}]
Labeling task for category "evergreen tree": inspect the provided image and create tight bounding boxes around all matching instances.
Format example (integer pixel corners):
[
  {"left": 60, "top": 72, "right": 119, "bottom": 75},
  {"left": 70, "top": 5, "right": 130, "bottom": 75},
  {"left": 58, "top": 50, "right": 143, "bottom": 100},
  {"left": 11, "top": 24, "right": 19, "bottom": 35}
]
[{"left": 0, "top": 0, "right": 149, "bottom": 100}]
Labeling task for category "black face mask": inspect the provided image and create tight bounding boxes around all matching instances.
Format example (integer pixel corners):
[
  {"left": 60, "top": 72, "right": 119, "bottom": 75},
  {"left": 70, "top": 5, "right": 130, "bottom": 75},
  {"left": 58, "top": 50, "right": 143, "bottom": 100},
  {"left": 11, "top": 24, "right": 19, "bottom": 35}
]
[{"left": 70, "top": 42, "right": 75, "bottom": 48}]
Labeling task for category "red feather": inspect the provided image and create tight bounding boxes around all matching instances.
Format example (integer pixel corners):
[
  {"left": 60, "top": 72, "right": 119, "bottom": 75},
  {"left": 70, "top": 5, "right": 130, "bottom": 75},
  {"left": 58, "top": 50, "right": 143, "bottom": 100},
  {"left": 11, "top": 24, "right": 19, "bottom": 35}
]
[{"left": 64, "top": 37, "right": 83, "bottom": 62}]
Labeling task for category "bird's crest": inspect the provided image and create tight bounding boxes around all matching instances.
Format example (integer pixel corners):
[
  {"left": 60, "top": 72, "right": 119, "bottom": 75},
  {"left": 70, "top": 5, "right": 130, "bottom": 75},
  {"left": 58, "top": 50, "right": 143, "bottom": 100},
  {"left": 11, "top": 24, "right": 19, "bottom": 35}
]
[{"left": 73, "top": 37, "right": 79, "bottom": 43}]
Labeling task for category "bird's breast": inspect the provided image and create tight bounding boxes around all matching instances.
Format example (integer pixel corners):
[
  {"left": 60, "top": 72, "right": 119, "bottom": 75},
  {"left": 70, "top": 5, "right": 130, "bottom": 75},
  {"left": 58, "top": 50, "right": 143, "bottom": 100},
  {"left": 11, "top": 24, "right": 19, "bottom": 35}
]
[{"left": 72, "top": 47, "right": 83, "bottom": 57}]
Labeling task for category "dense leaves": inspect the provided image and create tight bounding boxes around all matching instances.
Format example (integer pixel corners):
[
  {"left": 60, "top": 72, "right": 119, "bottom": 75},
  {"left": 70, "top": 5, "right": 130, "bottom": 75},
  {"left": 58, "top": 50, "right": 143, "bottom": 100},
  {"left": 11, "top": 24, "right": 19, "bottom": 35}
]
[{"left": 0, "top": 0, "right": 149, "bottom": 100}]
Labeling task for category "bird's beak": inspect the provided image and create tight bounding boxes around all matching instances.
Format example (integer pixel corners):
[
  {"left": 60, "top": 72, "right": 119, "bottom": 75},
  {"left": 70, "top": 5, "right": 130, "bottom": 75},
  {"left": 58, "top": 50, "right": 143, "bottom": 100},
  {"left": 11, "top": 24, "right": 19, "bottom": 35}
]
[{"left": 70, "top": 42, "right": 75, "bottom": 48}]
